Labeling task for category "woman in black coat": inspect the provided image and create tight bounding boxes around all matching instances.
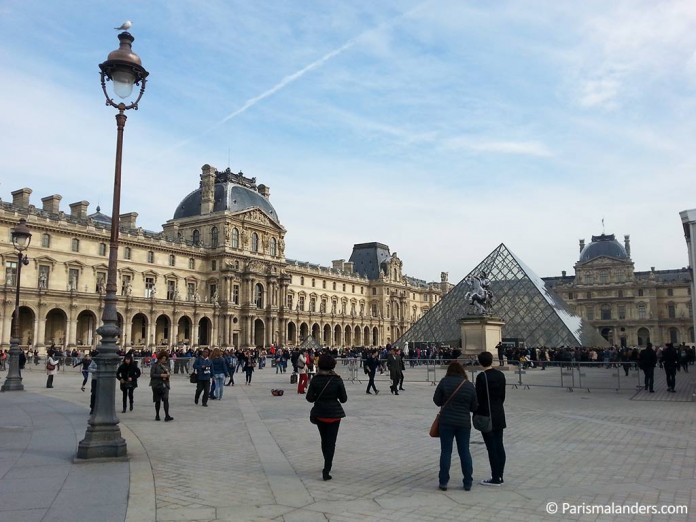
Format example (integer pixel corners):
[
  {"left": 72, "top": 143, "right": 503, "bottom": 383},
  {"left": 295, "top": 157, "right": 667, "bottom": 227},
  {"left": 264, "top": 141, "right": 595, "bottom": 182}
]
[
  {"left": 116, "top": 353, "right": 141, "bottom": 413},
  {"left": 307, "top": 354, "right": 347, "bottom": 481}
]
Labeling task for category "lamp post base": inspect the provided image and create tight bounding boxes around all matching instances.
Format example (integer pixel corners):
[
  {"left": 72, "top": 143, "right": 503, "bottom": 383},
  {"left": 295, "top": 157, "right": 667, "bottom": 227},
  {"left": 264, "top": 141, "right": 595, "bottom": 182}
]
[
  {"left": 1, "top": 339, "right": 25, "bottom": 392},
  {"left": 77, "top": 425, "right": 127, "bottom": 459},
  {"left": 1, "top": 377, "right": 24, "bottom": 392}
]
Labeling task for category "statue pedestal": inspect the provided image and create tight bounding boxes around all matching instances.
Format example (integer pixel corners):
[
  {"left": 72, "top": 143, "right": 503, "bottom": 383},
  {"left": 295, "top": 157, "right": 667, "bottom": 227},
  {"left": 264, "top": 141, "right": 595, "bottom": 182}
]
[{"left": 459, "top": 316, "right": 505, "bottom": 357}]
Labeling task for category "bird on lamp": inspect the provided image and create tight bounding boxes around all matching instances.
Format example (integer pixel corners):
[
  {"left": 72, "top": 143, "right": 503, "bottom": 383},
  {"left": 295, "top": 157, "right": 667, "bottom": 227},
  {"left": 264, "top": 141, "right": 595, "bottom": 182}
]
[{"left": 114, "top": 20, "right": 132, "bottom": 31}]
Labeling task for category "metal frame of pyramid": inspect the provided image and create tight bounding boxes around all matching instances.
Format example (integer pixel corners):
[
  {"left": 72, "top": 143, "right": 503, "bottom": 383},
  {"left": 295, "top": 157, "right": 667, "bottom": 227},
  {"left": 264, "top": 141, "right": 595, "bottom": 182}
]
[
  {"left": 298, "top": 335, "right": 323, "bottom": 352},
  {"left": 396, "top": 243, "right": 608, "bottom": 348}
]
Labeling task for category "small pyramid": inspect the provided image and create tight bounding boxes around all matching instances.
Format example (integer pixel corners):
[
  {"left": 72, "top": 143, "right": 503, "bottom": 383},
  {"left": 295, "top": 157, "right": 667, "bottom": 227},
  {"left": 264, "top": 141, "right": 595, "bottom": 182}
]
[
  {"left": 397, "top": 244, "right": 608, "bottom": 348},
  {"left": 298, "top": 336, "right": 323, "bottom": 352}
]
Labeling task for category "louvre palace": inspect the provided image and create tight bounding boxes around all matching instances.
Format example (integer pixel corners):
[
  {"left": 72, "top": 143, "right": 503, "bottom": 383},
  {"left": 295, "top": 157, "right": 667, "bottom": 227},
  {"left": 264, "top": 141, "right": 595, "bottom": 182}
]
[{"left": 0, "top": 165, "right": 451, "bottom": 353}]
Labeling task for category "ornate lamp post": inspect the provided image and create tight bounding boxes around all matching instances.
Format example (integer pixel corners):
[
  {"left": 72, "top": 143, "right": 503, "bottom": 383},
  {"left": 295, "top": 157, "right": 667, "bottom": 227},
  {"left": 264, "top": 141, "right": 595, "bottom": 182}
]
[
  {"left": 1, "top": 219, "right": 32, "bottom": 392},
  {"left": 77, "top": 30, "right": 148, "bottom": 459}
]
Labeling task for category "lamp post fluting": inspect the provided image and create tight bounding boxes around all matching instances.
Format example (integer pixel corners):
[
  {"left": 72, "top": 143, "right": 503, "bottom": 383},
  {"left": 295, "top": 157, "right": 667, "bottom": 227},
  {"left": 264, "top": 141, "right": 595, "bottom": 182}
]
[
  {"left": 1, "top": 219, "right": 32, "bottom": 392},
  {"left": 77, "top": 31, "right": 148, "bottom": 459}
]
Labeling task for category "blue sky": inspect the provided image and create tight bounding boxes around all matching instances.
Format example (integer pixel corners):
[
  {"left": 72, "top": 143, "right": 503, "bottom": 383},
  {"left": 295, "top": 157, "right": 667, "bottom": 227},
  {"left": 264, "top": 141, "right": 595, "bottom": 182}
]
[{"left": 1, "top": 0, "right": 695, "bottom": 283}]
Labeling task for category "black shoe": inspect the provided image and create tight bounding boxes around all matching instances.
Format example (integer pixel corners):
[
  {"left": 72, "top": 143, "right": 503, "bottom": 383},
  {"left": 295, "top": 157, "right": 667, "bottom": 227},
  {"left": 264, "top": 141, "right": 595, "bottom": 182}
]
[
  {"left": 210, "top": 396, "right": 216, "bottom": 400},
  {"left": 130, "top": 404, "right": 133, "bottom": 411},
  {"left": 195, "top": 398, "right": 199, "bottom": 405},
  {"left": 322, "top": 471, "right": 332, "bottom": 481},
  {"left": 463, "top": 484, "right": 472, "bottom": 491},
  {"left": 394, "top": 391, "right": 399, "bottom": 395},
  {"left": 155, "top": 416, "right": 161, "bottom": 421},
  {"left": 366, "top": 391, "right": 372, "bottom": 394},
  {"left": 164, "top": 416, "right": 174, "bottom": 422},
  {"left": 202, "top": 404, "right": 208, "bottom": 407},
  {"left": 438, "top": 485, "right": 447, "bottom": 491},
  {"left": 650, "top": 390, "right": 655, "bottom": 393},
  {"left": 399, "top": 387, "right": 405, "bottom": 391},
  {"left": 390, "top": 388, "right": 394, "bottom": 395},
  {"left": 122, "top": 409, "right": 126, "bottom": 413},
  {"left": 480, "top": 479, "right": 501, "bottom": 487}
]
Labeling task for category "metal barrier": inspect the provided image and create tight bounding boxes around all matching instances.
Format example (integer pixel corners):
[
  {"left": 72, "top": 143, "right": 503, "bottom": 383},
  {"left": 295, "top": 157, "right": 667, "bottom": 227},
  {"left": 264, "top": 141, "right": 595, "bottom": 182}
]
[{"left": 505, "top": 361, "right": 642, "bottom": 392}]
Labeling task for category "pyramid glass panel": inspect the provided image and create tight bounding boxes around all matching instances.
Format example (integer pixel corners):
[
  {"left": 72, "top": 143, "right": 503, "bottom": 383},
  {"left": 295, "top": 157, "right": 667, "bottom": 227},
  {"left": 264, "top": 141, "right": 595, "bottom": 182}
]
[{"left": 397, "top": 244, "right": 608, "bottom": 348}]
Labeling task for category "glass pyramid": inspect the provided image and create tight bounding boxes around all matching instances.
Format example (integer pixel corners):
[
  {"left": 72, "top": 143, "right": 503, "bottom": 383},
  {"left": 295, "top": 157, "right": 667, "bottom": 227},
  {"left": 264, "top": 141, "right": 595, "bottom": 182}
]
[{"left": 397, "top": 243, "right": 608, "bottom": 348}]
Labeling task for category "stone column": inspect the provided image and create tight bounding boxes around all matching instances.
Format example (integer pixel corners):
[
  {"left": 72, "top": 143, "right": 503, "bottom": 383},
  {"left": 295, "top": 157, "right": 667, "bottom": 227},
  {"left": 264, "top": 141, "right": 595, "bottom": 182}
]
[{"left": 459, "top": 316, "right": 505, "bottom": 358}]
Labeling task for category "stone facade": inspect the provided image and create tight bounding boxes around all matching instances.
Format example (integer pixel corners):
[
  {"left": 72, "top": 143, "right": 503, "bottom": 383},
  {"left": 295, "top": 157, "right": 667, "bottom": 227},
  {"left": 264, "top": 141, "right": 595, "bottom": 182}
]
[
  {"left": 0, "top": 165, "right": 450, "bottom": 353},
  {"left": 544, "top": 234, "right": 693, "bottom": 347}
]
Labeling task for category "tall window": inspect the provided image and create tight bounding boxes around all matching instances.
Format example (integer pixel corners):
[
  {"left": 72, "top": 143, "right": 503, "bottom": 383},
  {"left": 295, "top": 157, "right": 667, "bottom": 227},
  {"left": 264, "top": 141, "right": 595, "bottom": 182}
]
[
  {"left": 668, "top": 303, "right": 676, "bottom": 319},
  {"left": 231, "top": 228, "right": 239, "bottom": 249},
  {"left": 167, "top": 280, "right": 176, "bottom": 300},
  {"left": 71, "top": 238, "right": 80, "bottom": 252},
  {"left": 599, "top": 271, "right": 609, "bottom": 284},
  {"left": 638, "top": 304, "right": 647, "bottom": 320},
  {"left": 322, "top": 280, "right": 326, "bottom": 289},
  {"left": 320, "top": 299, "right": 327, "bottom": 313},
  {"left": 233, "top": 284, "right": 240, "bottom": 305},
  {"left": 586, "top": 307, "right": 594, "bottom": 321},
  {"left": 41, "top": 233, "right": 50, "bottom": 248},
  {"left": 145, "top": 277, "right": 155, "bottom": 298},
  {"left": 310, "top": 297, "right": 316, "bottom": 312},
  {"left": 209, "top": 284, "right": 217, "bottom": 302},
  {"left": 192, "top": 229, "right": 200, "bottom": 245},
  {"left": 618, "top": 305, "right": 626, "bottom": 320},
  {"left": 251, "top": 232, "right": 259, "bottom": 252},
  {"left": 187, "top": 282, "right": 196, "bottom": 301},
  {"left": 68, "top": 268, "right": 79, "bottom": 291},
  {"left": 287, "top": 294, "right": 294, "bottom": 310},
  {"left": 95, "top": 271, "right": 106, "bottom": 293},
  {"left": 211, "top": 260, "right": 217, "bottom": 271},
  {"left": 371, "top": 303, "right": 378, "bottom": 317},
  {"left": 38, "top": 265, "right": 50, "bottom": 289},
  {"left": 601, "top": 305, "right": 611, "bottom": 320},
  {"left": 341, "top": 301, "right": 347, "bottom": 314},
  {"left": 5, "top": 261, "right": 17, "bottom": 286},
  {"left": 667, "top": 288, "right": 674, "bottom": 297},
  {"left": 124, "top": 246, "right": 131, "bottom": 260},
  {"left": 298, "top": 296, "right": 305, "bottom": 311},
  {"left": 189, "top": 258, "right": 195, "bottom": 269},
  {"left": 211, "top": 226, "right": 219, "bottom": 248},
  {"left": 270, "top": 237, "right": 277, "bottom": 256},
  {"left": 147, "top": 251, "right": 154, "bottom": 263},
  {"left": 121, "top": 275, "right": 132, "bottom": 296},
  {"left": 253, "top": 283, "right": 263, "bottom": 308},
  {"left": 312, "top": 278, "right": 316, "bottom": 287},
  {"left": 300, "top": 276, "right": 305, "bottom": 285},
  {"left": 638, "top": 289, "right": 644, "bottom": 297},
  {"left": 99, "top": 243, "right": 107, "bottom": 256},
  {"left": 333, "top": 282, "right": 337, "bottom": 290},
  {"left": 331, "top": 300, "right": 337, "bottom": 314}
]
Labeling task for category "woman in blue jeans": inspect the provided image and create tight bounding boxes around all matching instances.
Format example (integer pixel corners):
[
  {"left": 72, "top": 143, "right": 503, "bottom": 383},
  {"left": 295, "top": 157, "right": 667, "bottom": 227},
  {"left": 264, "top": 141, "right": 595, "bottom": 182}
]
[
  {"left": 210, "top": 348, "right": 229, "bottom": 400},
  {"left": 432, "top": 362, "right": 478, "bottom": 491}
]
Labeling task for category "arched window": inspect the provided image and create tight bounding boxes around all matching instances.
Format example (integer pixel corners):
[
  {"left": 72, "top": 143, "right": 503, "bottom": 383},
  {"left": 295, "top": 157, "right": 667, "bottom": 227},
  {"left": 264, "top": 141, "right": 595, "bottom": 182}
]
[
  {"left": 211, "top": 226, "right": 219, "bottom": 248},
  {"left": 270, "top": 237, "right": 277, "bottom": 256},
  {"left": 255, "top": 283, "right": 264, "bottom": 309},
  {"left": 192, "top": 229, "right": 200, "bottom": 246},
  {"left": 231, "top": 228, "right": 239, "bottom": 249},
  {"left": 251, "top": 232, "right": 259, "bottom": 252}
]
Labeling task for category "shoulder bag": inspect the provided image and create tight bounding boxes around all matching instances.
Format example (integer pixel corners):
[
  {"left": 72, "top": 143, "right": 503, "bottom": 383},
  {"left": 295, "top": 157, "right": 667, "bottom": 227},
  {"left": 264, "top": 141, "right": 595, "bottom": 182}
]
[
  {"left": 430, "top": 378, "right": 467, "bottom": 438},
  {"left": 473, "top": 371, "right": 493, "bottom": 433}
]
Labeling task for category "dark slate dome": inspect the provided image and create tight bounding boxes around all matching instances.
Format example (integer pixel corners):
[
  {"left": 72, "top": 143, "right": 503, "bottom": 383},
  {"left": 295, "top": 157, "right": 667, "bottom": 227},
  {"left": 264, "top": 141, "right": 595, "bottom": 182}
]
[
  {"left": 579, "top": 234, "right": 629, "bottom": 263},
  {"left": 173, "top": 180, "right": 280, "bottom": 223}
]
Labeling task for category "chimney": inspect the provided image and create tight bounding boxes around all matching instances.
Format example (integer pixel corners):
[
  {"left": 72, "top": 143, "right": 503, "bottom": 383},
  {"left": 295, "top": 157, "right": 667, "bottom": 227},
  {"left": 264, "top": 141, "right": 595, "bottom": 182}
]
[
  {"left": 119, "top": 212, "right": 138, "bottom": 229},
  {"left": 200, "top": 164, "right": 216, "bottom": 215},
  {"left": 257, "top": 184, "right": 270, "bottom": 199},
  {"left": 441, "top": 272, "right": 448, "bottom": 283},
  {"left": 579, "top": 239, "right": 585, "bottom": 253},
  {"left": 332, "top": 259, "right": 345, "bottom": 271},
  {"left": 343, "top": 262, "right": 354, "bottom": 273},
  {"left": 41, "top": 194, "right": 62, "bottom": 214},
  {"left": 11, "top": 188, "right": 32, "bottom": 209},
  {"left": 624, "top": 234, "right": 631, "bottom": 257},
  {"left": 69, "top": 200, "right": 89, "bottom": 219},
  {"left": 562, "top": 270, "right": 567, "bottom": 277}
]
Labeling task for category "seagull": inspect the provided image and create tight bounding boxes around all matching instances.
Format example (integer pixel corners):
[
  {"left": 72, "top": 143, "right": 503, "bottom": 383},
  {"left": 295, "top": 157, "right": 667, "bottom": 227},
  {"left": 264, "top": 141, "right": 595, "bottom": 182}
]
[{"left": 114, "top": 21, "right": 132, "bottom": 31}]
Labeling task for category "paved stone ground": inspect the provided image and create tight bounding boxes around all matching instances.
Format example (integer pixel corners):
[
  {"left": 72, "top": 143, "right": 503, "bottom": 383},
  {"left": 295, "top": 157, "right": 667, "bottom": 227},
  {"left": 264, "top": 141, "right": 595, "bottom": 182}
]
[{"left": 3, "top": 362, "right": 695, "bottom": 522}]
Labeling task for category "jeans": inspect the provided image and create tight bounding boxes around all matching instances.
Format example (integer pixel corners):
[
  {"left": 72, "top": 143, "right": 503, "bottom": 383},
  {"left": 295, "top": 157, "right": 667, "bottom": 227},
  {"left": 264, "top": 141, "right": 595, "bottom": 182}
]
[
  {"left": 316, "top": 420, "right": 341, "bottom": 473},
  {"left": 214, "top": 374, "right": 226, "bottom": 398},
  {"left": 438, "top": 423, "right": 473, "bottom": 488},
  {"left": 482, "top": 429, "right": 506, "bottom": 482}
]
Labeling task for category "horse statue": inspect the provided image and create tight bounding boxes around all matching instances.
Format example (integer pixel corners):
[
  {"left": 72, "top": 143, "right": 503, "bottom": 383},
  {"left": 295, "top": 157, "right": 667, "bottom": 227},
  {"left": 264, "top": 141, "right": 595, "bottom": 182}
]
[{"left": 463, "top": 272, "right": 493, "bottom": 315}]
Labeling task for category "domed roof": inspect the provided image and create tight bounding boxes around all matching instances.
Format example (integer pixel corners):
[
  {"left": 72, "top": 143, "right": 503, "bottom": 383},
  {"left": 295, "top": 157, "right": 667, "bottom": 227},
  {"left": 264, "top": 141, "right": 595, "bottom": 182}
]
[
  {"left": 579, "top": 234, "right": 629, "bottom": 263},
  {"left": 173, "top": 173, "right": 280, "bottom": 223}
]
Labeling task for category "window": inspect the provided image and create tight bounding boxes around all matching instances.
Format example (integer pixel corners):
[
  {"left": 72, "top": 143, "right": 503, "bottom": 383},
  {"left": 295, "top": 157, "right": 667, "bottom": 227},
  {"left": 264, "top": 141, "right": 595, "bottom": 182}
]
[
  {"left": 121, "top": 275, "right": 132, "bottom": 296},
  {"left": 585, "top": 273, "right": 594, "bottom": 284},
  {"left": 617, "top": 290, "right": 623, "bottom": 298},
  {"left": 189, "top": 258, "right": 195, "bottom": 269},
  {"left": 322, "top": 280, "right": 326, "bottom": 289},
  {"left": 5, "top": 261, "right": 17, "bottom": 286},
  {"left": 586, "top": 307, "right": 594, "bottom": 321},
  {"left": 187, "top": 282, "right": 196, "bottom": 301},
  {"left": 98, "top": 242, "right": 107, "bottom": 256},
  {"left": 618, "top": 305, "right": 626, "bottom": 320},
  {"left": 342, "top": 283, "right": 346, "bottom": 292},
  {"left": 312, "top": 278, "right": 316, "bottom": 288},
  {"left": 68, "top": 268, "right": 79, "bottom": 291},
  {"left": 331, "top": 300, "right": 337, "bottom": 314},
  {"left": 167, "top": 280, "right": 176, "bottom": 300},
  {"left": 351, "top": 303, "right": 356, "bottom": 315},
  {"left": 341, "top": 301, "right": 347, "bottom": 314},
  {"left": 310, "top": 297, "right": 316, "bottom": 312},
  {"left": 298, "top": 296, "right": 305, "bottom": 311},
  {"left": 320, "top": 299, "right": 327, "bottom": 313},
  {"left": 192, "top": 229, "right": 200, "bottom": 245},
  {"left": 95, "top": 271, "right": 106, "bottom": 293},
  {"left": 211, "top": 227, "right": 219, "bottom": 248},
  {"left": 599, "top": 271, "right": 609, "bottom": 284},
  {"left": 601, "top": 305, "right": 611, "bottom": 320},
  {"left": 360, "top": 303, "right": 365, "bottom": 316},
  {"left": 233, "top": 284, "right": 240, "bottom": 305},
  {"left": 124, "top": 246, "right": 131, "bottom": 260},
  {"left": 251, "top": 232, "right": 259, "bottom": 252},
  {"left": 638, "top": 289, "right": 644, "bottom": 297},
  {"left": 209, "top": 284, "right": 217, "bottom": 302},
  {"left": 270, "top": 238, "right": 277, "bottom": 256},
  {"left": 41, "top": 233, "right": 50, "bottom": 248},
  {"left": 287, "top": 294, "right": 294, "bottom": 310},
  {"left": 668, "top": 303, "right": 676, "bottom": 319},
  {"left": 372, "top": 288, "right": 376, "bottom": 295},
  {"left": 568, "top": 292, "right": 574, "bottom": 300},
  {"left": 586, "top": 292, "right": 592, "bottom": 299},
  {"left": 145, "top": 277, "right": 155, "bottom": 298},
  {"left": 352, "top": 285, "right": 355, "bottom": 293},
  {"left": 211, "top": 260, "right": 217, "bottom": 271},
  {"left": 231, "top": 228, "right": 239, "bottom": 249},
  {"left": 333, "top": 282, "right": 337, "bottom": 290},
  {"left": 147, "top": 251, "right": 154, "bottom": 263},
  {"left": 71, "top": 238, "right": 80, "bottom": 252},
  {"left": 361, "top": 287, "right": 364, "bottom": 294},
  {"left": 371, "top": 303, "right": 378, "bottom": 317},
  {"left": 638, "top": 304, "right": 647, "bottom": 320},
  {"left": 168, "top": 254, "right": 175, "bottom": 267},
  {"left": 667, "top": 288, "right": 674, "bottom": 297},
  {"left": 300, "top": 276, "right": 305, "bottom": 285},
  {"left": 38, "top": 265, "right": 50, "bottom": 289}
]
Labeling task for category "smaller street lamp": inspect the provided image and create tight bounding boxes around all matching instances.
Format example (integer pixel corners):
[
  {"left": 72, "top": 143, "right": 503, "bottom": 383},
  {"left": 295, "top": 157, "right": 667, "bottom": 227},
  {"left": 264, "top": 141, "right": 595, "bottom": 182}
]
[{"left": 2, "top": 218, "right": 32, "bottom": 392}]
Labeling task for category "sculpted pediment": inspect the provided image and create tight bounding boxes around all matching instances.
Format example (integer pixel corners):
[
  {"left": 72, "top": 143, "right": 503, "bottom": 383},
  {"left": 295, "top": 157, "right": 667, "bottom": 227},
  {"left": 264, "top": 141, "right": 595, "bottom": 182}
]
[{"left": 233, "top": 208, "right": 285, "bottom": 231}]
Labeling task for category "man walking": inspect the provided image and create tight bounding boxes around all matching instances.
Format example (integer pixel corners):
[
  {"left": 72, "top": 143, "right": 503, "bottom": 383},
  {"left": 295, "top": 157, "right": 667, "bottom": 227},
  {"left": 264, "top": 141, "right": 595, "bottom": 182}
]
[
  {"left": 662, "top": 343, "right": 678, "bottom": 393},
  {"left": 638, "top": 343, "right": 657, "bottom": 393},
  {"left": 193, "top": 348, "right": 213, "bottom": 406}
]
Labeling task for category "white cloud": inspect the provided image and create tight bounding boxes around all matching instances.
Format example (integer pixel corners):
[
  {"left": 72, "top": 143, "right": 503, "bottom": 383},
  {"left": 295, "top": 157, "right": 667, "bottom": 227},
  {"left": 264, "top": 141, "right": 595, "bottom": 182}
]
[{"left": 444, "top": 138, "right": 553, "bottom": 157}]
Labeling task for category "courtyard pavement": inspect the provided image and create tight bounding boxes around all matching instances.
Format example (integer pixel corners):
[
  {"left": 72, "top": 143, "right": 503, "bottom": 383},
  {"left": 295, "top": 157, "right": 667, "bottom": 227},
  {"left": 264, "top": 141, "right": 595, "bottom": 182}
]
[{"left": 1, "top": 361, "right": 694, "bottom": 522}]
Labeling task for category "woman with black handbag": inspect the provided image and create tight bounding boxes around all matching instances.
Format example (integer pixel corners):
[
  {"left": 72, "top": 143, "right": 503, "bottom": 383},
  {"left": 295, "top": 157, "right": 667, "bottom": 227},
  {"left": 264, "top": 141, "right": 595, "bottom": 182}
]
[
  {"left": 117, "top": 354, "right": 142, "bottom": 413},
  {"left": 150, "top": 351, "right": 173, "bottom": 422},
  {"left": 475, "top": 351, "right": 507, "bottom": 486},
  {"left": 306, "top": 354, "right": 347, "bottom": 481},
  {"left": 432, "top": 362, "right": 478, "bottom": 491}
]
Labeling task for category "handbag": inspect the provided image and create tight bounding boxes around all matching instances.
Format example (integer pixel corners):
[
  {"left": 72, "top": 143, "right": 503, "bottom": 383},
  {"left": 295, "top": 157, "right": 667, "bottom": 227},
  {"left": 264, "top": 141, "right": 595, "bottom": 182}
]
[
  {"left": 430, "top": 378, "right": 467, "bottom": 438},
  {"left": 46, "top": 362, "right": 56, "bottom": 371},
  {"left": 189, "top": 371, "right": 197, "bottom": 384},
  {"left": 290, "top": 372, "right": 298, "bottom": 384},
  {"left": 473, "top": 371, "right": 493, "bottom": 433}
]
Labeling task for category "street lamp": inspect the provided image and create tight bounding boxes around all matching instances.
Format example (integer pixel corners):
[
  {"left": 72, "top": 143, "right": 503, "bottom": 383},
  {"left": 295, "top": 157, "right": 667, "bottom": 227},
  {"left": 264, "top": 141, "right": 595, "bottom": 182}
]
[
  {"left": 1, "top": 218, "right": 32, "bottom": 392},
  {"left": 77, "top": 30, "right": 148, "bottom": 459}
]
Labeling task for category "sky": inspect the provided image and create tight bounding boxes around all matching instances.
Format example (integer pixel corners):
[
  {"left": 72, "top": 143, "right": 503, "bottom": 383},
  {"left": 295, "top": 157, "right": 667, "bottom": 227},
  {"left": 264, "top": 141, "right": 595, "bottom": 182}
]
[{"left": 1, "top": 0, "right": 695, "bottom": 284}]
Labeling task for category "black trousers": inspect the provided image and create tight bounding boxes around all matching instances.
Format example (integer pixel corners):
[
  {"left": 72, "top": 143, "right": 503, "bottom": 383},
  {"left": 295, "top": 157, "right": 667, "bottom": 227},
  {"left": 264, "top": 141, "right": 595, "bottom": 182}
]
[
  {"left": 643, "top": 367, "right": 654, "bottom": 391},
  {"left": 366, "top": 372, "right": 377, "bottom": 393},
  {"left": 665, "top": 366, "right": 677, "bottom": 390},
  {"left": 482, "top": 429, "right": 506, "bottom": 482},
  {"left": 195, "top": 380, "right": 210, "bottom": 405},
  {"left": 317, "top": 420, "right": 341, "bottom": 473},
  {"left": 122, "top": 387, "right": 135, "bottom": 410}
]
